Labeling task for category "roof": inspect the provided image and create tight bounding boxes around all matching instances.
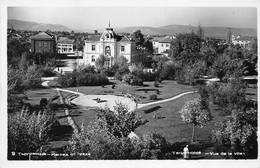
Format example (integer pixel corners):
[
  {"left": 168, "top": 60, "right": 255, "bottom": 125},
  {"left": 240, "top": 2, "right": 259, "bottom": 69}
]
[
  {"left": 234, "top": 36, "right": 257, "bottom": 41},
  {"left": 57, "top": 37, "right": 75, "bottom": 44},
  {"left": 87, "top": 35, "right": 101, "bottom": 41},
  {"left": 86, "top": 34, "right": 131, "bottom": 42},
  {"left": 31, "top": 32, "right": 54, "bottom": 40},
  {"left": 153, "top": 36, "right": 174, "bottom": 43}
]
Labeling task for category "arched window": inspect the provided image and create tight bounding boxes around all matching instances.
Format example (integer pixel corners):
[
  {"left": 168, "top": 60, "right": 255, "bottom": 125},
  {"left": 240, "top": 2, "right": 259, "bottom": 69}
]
[
  {"left": 105, "top": 46, "right": 111, "bottom": 56},
  {"left": 92, "top": 55, "right": 95, "bottom": 62}
]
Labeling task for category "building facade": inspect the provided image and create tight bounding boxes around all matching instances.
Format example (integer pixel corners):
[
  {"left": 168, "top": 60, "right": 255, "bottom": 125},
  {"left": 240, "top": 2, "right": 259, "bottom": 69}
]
[
  {"left": 30, "top": 32, "right": 55, "bottom": 54},
  {"left": 83, "top": 25, "right": 147, "bottom": 67},
  {"left": 57, "top": 37, "right": 75, "bottom": 54},
  {"left": 232, "top": 35, "right": 257, "bottom": 49},
  {"left": 152, "top": 36, "right": 175, "bottom": 57}
]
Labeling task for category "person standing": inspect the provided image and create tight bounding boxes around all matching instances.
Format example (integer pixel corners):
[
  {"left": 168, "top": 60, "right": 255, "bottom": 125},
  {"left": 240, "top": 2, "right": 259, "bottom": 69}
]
[{"left": 183, "top": 145, "right": 189, "bottom": 159}]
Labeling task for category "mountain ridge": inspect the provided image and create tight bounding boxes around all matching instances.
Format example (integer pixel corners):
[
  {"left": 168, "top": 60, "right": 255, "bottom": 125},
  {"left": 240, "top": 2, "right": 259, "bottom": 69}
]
[{"left": 8, "top": 19, "right": 257, "bottom": 38}]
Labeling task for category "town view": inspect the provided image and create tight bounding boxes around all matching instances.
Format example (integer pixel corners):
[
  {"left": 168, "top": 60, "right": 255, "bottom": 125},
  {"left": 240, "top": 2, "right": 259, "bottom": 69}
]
[{"left": 5, "top": 6, "right": 257, "bottom": 161}]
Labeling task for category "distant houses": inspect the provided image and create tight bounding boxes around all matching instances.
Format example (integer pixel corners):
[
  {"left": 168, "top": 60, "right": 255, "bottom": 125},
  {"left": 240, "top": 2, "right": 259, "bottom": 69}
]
[{"left": 232, "top": 35, "right": 257, "bottom": 49}]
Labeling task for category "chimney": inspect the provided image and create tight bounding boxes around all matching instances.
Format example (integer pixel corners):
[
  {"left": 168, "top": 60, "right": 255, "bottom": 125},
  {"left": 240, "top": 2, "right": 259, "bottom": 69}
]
[{"left": 94, "top": 30, "right": 98, "bottom": 35}]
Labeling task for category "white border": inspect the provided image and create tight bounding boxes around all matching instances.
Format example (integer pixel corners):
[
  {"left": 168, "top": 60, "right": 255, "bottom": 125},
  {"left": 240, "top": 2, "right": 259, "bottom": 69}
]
[{"left": 1, "top": 0, "right": 259, "bottom": 168}]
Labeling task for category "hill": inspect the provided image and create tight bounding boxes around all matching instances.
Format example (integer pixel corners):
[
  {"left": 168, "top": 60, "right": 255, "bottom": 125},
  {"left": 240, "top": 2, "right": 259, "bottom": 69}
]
[
  {"left": 114, "top": 25, "right": 257, "bottom": 38},
  {"left": 8, "top": 19, "right": 72, "bottom": 32},
  {"left": 8, "top": 19, "right": 257, "bottom": 38}
]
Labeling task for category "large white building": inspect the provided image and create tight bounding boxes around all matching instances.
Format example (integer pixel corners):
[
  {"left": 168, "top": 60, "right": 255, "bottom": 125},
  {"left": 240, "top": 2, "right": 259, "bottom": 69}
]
[
  {"left": 83, "top": 24, "right": 147, "bottom": 67},
  {"left": 232, "top": 35, "right": 257, "bottom": 48}
]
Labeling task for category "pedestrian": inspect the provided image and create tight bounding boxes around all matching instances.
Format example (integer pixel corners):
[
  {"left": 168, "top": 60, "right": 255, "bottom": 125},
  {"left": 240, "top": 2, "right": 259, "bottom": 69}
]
[{"left": 183, "top": 145, "right": 189, "bottom": 159}]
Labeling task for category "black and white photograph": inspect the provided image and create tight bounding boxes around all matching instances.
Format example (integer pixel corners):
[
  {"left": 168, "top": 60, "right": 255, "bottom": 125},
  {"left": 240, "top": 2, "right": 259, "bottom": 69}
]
[{"left": 0, "top": 0, "right": 259, "bottom": 167}]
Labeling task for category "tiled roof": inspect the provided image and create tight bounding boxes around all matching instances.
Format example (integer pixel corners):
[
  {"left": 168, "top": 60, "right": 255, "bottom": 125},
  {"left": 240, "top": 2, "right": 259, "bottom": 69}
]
[
  {"left": 57, "top": 37, "right": 75, "bottom": 44},
  {"left": 153, "top": 36, "right": 173, "bottom": 43},
  {"left": 31, "top": 32, "right": 54, "bottom": 40},
  {"left": 117, "top": 36, "right": 131, "bottom": 42},
  {"left": 87, "top": 35, "right": 101, "bottom": 41}
]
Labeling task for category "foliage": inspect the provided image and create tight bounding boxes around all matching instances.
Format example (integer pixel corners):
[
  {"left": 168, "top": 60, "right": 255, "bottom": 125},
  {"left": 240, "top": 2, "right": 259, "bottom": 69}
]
[
  {"left": 58, "top": 70, "right": 109, "bottom": 87},
  {"left": 116, "top": 55, "right": 128, "bottom": 67},
  {"left": 131, "top": 30, "right": 145, "bottom": 47},
  {"left": 8, "top": 109, "right": 59, "bottom": 158},
  {"left": 65, "top": 103, "right": 173, "bottom": 160},
  {"left": 179, "top": 96, "right": 212, "bottom": 142},
  {"left": 95, "top": 54, "right": 106, "bottom": 70},
  {"left": 207, "top": 78, "right": 247, "bottom": 114},
  {"left": 96, "top": 102, "right": 147, "bottom": 138},
  {"left": 149, "top": 94, "right": 157, "bottom": 100},
  {"left": 169, "top": 33, "right": 201, "bottom": 62},
  {"left": 212, "top": 108, "right": 257, "bottom": 158},
  {"left": 115, "top": 64, "right": 129, "bottom": 81}
]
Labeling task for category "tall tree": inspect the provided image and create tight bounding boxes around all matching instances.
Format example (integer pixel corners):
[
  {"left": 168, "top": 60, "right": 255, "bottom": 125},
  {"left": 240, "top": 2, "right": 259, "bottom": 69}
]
[
  {"left": 131, "top": 30, "right": 145, "bottom": 47},
  {"left": 179, "top": 97, "right": 212, "bottom": 142},
  {"left": 226, "top": 28, "right": 232, "bottom": 44},
  {"left": 169, "top": 33, "right": 201, "bottom": 63},
  {"left": 197, "top": 23, "right": 204, "bottom": 40}
]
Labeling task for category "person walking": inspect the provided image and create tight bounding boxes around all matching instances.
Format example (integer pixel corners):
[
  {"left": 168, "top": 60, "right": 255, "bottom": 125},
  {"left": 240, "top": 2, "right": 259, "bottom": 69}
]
[{"left": 183, "top": 145, "right": 189, "bottom": 159}]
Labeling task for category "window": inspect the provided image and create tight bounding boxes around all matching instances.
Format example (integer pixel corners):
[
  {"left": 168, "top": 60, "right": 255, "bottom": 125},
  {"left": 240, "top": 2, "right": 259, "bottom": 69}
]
[
  {"left": 38, "top": 42, "right": 42, "bottom": 47},
  {"left": 43, "top": 42, "right": 48, "bottom": 47},
  {"left": 92, "top": 55, "right": 95, "bottom": 62},
  {"left": 166, "top": 44, "right": 169, "bottom": 47},
  {"left": 161, "top": 44, "right": 163, "bottom": 47},
  {"left": 105, "top": 46, "right": 111, "bottom": 56},
  {"left": 92, "top": 45, "right": 96, "bottom": 51},
  {"left": 121, "top": 46, "right": 125, "bottom": 52}
]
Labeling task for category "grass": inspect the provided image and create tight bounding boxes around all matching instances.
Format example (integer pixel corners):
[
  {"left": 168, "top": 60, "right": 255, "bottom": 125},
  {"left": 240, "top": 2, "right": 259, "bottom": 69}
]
[
  {"left": 134, "top": 92, "right": 227, "bottom": 159},
  {"left": 21, "top": 79, "right": 257, "bottom": 159},
  {"left": 62, "top": 80, "right": 195, "bottom": 104}
]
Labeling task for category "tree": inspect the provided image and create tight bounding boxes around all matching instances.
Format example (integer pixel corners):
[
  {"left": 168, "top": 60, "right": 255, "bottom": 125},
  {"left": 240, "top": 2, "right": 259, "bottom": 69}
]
[
  {"left": 179, "top": 97, "right": 212, "bottom": 142},
  {"left": 226, "top": 28, "right": 232, "bottom": 44},
  {"left": 197, "top": 24, "right": 204, "bottom": 40},
  {"left": 131, "top": 30, "right": 145, "bottom": 47},
  {"left": 117, "top": 55, "right": 128, "bottom": 67},
  {"left": 212, "top": 108, "right": 257, "bottom": 159},
  {"left": 211, "top": 54, "right": 230, "bottom": 81},
  {"left": 96, "top": 102, "right": 147, "bottom": 138},
  {"left": 95, "top": 54, "right": 105, "bottom": 69},
  {"left": 169, "top": 33, "right": 201, "bottom": 63}
]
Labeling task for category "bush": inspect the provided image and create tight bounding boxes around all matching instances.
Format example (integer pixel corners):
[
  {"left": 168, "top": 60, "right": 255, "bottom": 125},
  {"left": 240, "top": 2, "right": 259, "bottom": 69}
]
[
  {"left": 58, "top": 70, "right": 109, "bottom": 87},
  {"left": 8, "top": 109, "right": 59, "bottom": 159},
  {"left": 149, "top": 94, "right": 157, "bottom": 100},
  {"left": 154, "top": 81, "right": 159, "bottom": 87}
]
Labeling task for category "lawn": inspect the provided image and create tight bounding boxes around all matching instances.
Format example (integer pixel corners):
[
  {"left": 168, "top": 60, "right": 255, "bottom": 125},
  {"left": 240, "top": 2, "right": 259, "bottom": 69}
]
[
  {"left": 134, "top": 92, "right": 227, "bottom": 159},
  {"left": 21, "top": 79, "right": 257, "bottom": 159},
  {"left": 62, "top": 80, "right": 195, "bottom": 104}
]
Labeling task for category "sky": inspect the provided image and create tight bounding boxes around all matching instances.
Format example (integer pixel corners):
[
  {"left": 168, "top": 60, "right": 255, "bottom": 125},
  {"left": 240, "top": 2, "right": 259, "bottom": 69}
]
[{"left": 7, "top": 5, "right": 257, "bottom": 30}]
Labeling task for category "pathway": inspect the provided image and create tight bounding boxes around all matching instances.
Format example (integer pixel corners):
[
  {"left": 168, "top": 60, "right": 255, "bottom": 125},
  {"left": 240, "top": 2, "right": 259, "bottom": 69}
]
[{"left": 53, "top": 88, "right": 196, "bottom": 110}]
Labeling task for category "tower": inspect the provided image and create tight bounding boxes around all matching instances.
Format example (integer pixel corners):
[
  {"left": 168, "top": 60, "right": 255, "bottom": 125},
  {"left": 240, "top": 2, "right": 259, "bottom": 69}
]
[{"left": 226, "top": 28, "right": 232, "bottom": 44}]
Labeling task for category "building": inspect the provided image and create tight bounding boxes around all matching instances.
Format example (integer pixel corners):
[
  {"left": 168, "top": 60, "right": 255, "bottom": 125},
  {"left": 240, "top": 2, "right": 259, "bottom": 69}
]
[
  {"left": 57, "top": 37, "right": 75, "bottom": 54},
  {"left": 152, "top": 36, "right": 175, "bottom": 57},
  {"left": 30, "top": 32, "right": 56, "bottom": 54},
  {"left": 232, "top": 35, "right": 257, "bottom": 49},
  {"left": 83, "top": 24, "right": 147, "bottom": 67}
]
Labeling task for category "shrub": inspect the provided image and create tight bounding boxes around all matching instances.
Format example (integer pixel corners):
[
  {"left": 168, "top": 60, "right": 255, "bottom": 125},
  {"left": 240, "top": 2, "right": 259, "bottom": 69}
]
[
  {"left": 8, "top": 109, "right": 59, "bottom": 159},
  {"left": 58, "top": 70, "right": 109, "bottom": 87},
  {"left": 154, "top": 81, "right": 159, "bottom": 87},
  {"left": 156, "top": 89, "right": 160, "bottom": 95},
  {"left": 149, "top": 94, "right": 157, "bottom": 100}
]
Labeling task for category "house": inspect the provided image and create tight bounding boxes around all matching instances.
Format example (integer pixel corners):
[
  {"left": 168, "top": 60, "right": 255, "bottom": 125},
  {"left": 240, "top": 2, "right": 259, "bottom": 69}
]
[
  {"left": 152, "top": 36, "right": 175, "bottom": 57},
  {"left": 232, "top": 35, "right": 257, "bottom": 49},
  {"left": 83, "top": 24, "right": 147, "bottom": 67},
  {"left": 30, "top": 32, "right": 56, "bottom": 54},
  {"left": 57, "top": 37, "right": 75, "bottom": 54}
]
